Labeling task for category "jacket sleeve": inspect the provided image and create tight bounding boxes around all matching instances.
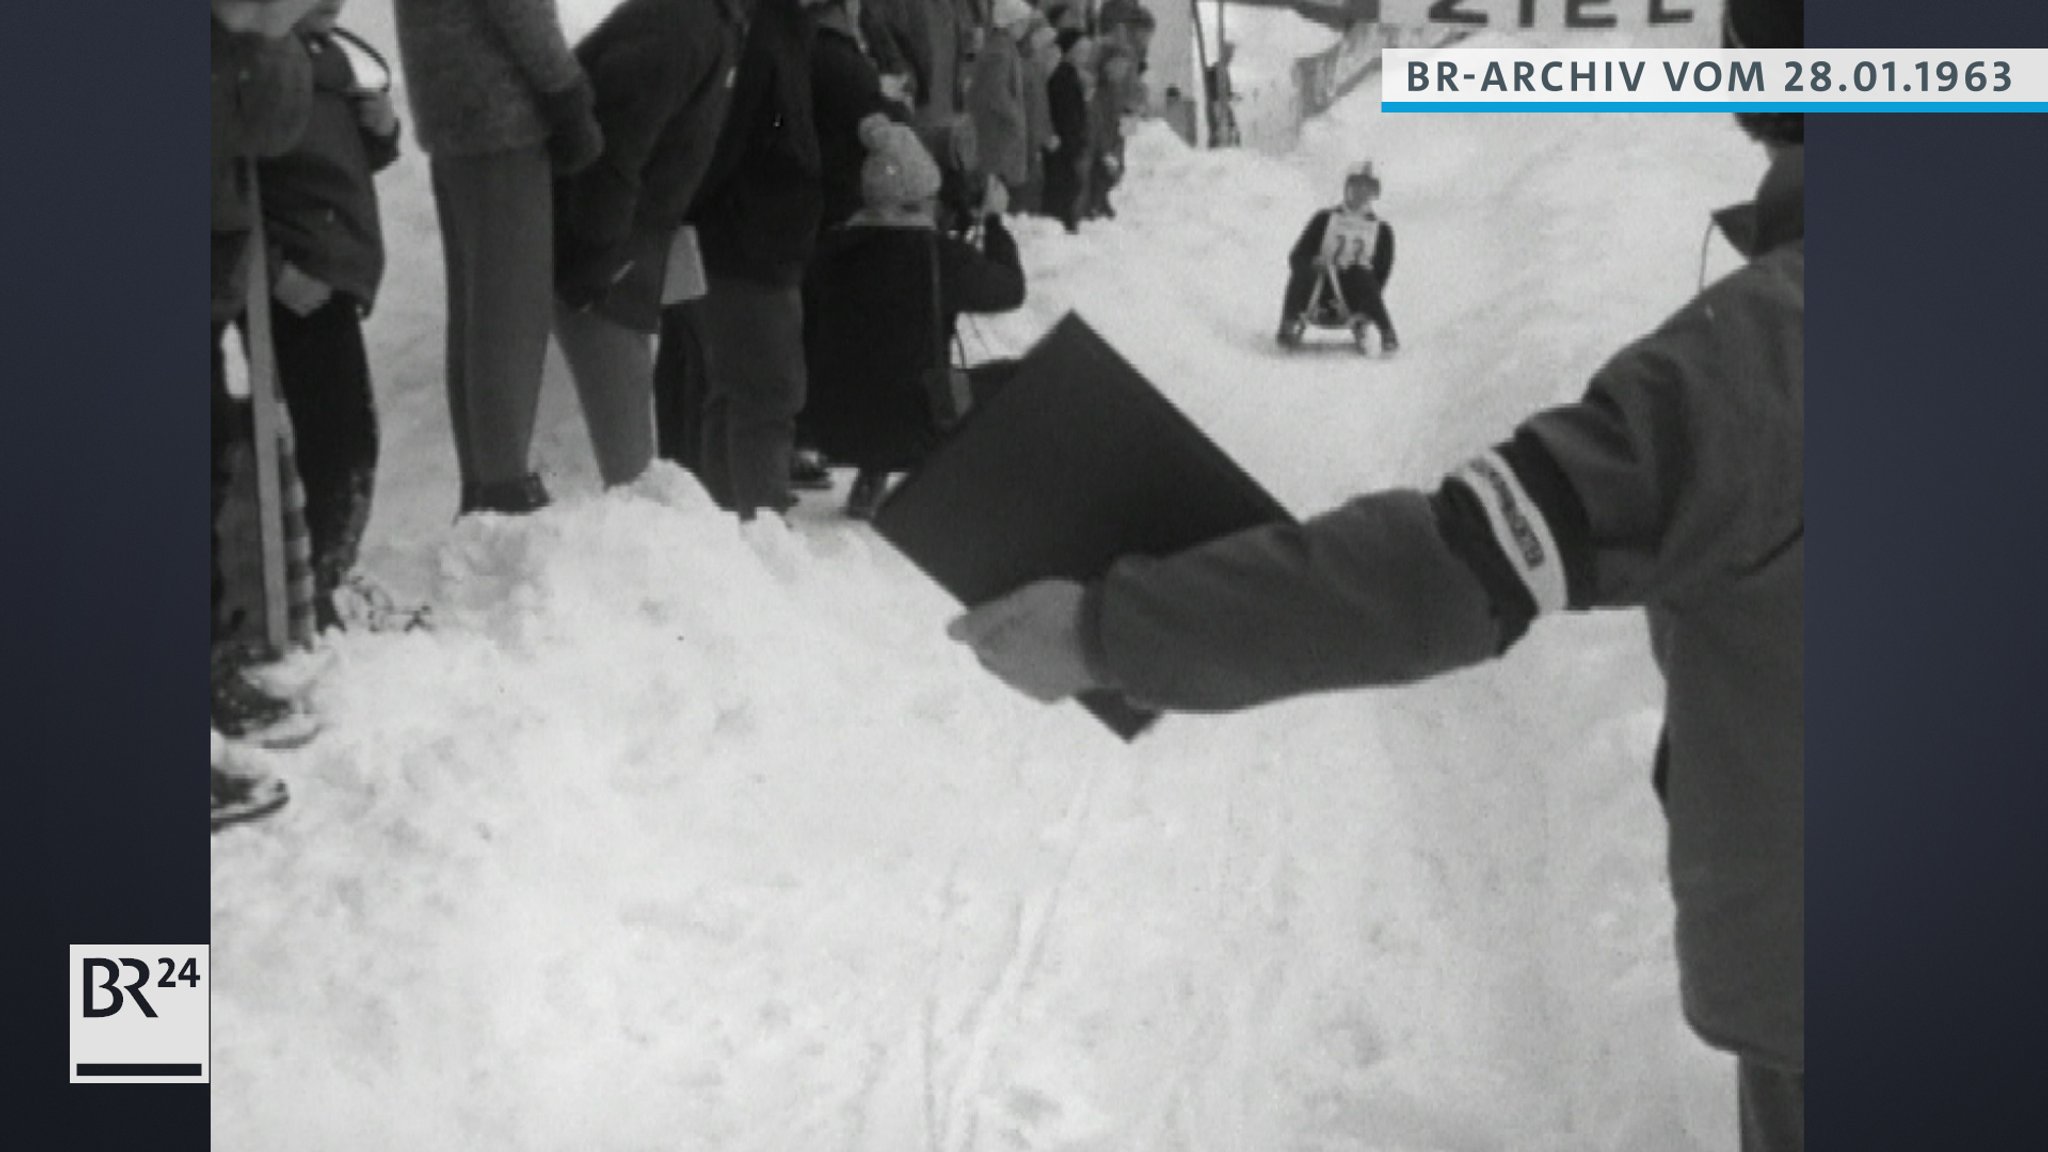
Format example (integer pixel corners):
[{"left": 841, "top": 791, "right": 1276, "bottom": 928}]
[
  {"left": 362, "top": 121, "right": 402, "bottom": 173},
  {"left": 1080, "top": 247, "right": 1803, "bottom": 713},
  {"left": 558, "top": 36, "right": 697, "bottom": 261},
  {"left": 1289, "top": 211, "right": 1328, "bottom": 275},
  {"left": 1372, "top": 222, "right": 1395, "bottom": 287},
  {"left": 939, "top": 217, "right": 1025, "bottom": 315},
  {"left": 1422, "top": 248, "right": 1805, "bottom": 647},
  {"left": 471, "top": 0, "right": 582, "bottom": 96},
  {"left": 1083, "top": 490, "right": 1503, "bottom": 712}
]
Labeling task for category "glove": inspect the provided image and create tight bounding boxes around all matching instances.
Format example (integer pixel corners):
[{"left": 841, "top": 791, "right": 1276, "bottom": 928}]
[
  {"left": 556, "top": 244, "right": 635, "bottom": 313},
  {"left": 537, "top": 77, "right": 604, "bottom": 175}
]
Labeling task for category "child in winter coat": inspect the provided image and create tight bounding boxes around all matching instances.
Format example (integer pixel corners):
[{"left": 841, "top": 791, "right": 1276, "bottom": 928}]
[
  {"left": 212, "top": 1, "right": 325, "bottom": 759},
  {"left": 802, "top": 114, "right": 1026, "bottom": 518},
  {"left": 248, "top": 0, "right": 401, "bottom": 631},
  {"left": 392, "top": 0, "right": 602, "bottom": 515},
  {"left": 1041, "top": 31, "right": 1093, "bottom": 234},
  {"left": 1278, "top": 162, "right": 1398, "bottom": 354},
  {"left": 548, "top": 0, "right": 749, "bottom": 489}
]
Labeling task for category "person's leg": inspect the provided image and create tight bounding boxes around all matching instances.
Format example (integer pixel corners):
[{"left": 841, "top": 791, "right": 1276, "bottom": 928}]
[
  {"left": 702, "top": 277, "right": 806, "bottom": 519},
  {"left": 1338, "top": 267, "right": 1397, "bottom": 343},
  {"left": 428, "top": 159, "right": 474, "bottom": 492},
  {"left": 435, "top": 147, "right": 556, "bottom": 490},
  {"left": 1738, "top": 1059, "right": 1805, "bottom": 1152},
  {"left": 552, "top": 301, "right": 656, "bottom": 487},
  {"left": 653, "top": 300, "right": 710, "bottom": 477},
  {"left": 269, "top": 297, "right": 379, "bottom": 612},
  {"left": 1278, "top": 267, "right": 1319, "bottom": 341}
]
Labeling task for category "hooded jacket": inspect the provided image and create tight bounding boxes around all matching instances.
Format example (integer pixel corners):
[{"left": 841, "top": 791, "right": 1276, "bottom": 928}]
[{"left": 1081, "top": 148, "right": 1806, "bottom": 1072}]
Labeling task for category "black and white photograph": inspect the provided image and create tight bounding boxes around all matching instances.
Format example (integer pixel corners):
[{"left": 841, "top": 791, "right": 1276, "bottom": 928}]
[{"left": 205, "top": 0, "right": 1806, "bottom": 1147}]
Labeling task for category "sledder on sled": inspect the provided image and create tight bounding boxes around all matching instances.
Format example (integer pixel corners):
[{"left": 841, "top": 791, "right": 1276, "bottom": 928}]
[{"left": 1277, "top": 162, "right": 1399, "bottom": 356}]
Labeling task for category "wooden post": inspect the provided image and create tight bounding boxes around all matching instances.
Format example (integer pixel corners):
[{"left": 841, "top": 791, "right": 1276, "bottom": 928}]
[{"left": 241, "top": 168, "right": 291, "bottom": 657}]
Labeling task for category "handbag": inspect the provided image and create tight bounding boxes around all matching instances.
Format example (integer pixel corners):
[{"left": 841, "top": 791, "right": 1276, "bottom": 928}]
[{"left": 922, "top": 230, "right": 975, "bottom": 431}]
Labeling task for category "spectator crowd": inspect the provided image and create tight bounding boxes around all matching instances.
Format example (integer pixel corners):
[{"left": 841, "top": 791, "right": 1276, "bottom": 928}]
[{"left": 208, "top": 0, "right": 1168, "bottom": 828}]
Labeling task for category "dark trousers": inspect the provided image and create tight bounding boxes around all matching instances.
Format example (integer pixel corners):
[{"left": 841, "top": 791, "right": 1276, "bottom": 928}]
[
  {"left": 233, "top": 297, "right": 380, "bottom": 623},
  {"left": 428, "top": 146, "right": 553, "bottom": 489},
  {"left": 697, "top": 277, "right": 806, "bottom": 519},
  {"left": 1281, "top": 263, "right": 1396, "bottom": 339},
  {"left": 653, "top": 298, "right": 711, "bottom": 478},
  {"left": 1739, "top": 1059, "right": 1804, "bottom": 1152}
]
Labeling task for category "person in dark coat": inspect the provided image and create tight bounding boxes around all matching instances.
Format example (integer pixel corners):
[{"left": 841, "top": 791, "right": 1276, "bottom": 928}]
[
  {"left": 803, "top": 114, "right": 1025, "bottom": 517},
  {"left": 1278, "top": 162, "right": 1398, "bottom": 353},
  {"left": 1041, "top": 31, "right": 1092, "bottom": 234},
  {"left": 811, "top": 0, "right": 905, "bottom": 232},
  {"left": 653, "top": 0, "right": 826, "bottom": 520},
  {"left": 549, "top": 0, "right": 748, "bottom": 487},
  {"left": 244, "top": 0, "right": 402, "bottom": 630}
]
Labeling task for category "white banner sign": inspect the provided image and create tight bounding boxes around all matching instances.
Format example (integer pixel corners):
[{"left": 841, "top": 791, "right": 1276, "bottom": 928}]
[
  {"left": 1378, "top": 0, "right": 1705, "bottom": 32},
  {"left": 1382, "top": 48, "right": 2048, "bottom": 110}
]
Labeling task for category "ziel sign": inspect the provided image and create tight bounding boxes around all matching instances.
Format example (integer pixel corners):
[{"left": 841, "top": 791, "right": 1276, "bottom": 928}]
[{"left": 1379, "top": 0, "right": 1700, "bottom": 30}]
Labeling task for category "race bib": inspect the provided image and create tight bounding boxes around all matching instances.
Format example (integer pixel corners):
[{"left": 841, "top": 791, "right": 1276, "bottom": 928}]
[{"left": 1321, "top": 211, "right": 1380, "bottom": 269}]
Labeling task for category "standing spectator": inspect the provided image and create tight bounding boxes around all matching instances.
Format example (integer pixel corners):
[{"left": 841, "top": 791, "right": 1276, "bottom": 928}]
[
  {"left": 246, "top": 0, "right": 401, "bottom": 632},
  {"left": 392, "top": 0, "right": 602, "bottom": 515},
  {"left": 1016, "top": 21, "right": 1059, "bottom": 215},
  {"left": 966, "top": 0, "right": 1035, "bottom": 198},
  {"left": 950, "top": 7, "right": 1807, "bottom": 1147},
  {"left": 550, "top": 0, "right": 748, "bottom": 489},
  {"left": 211, "top": 0, "right": 325, "bottom": 828},
  {"left": 661, "top": 0, "right": 827, "bottom": 520},
  {"left": 1085, "top": 40, "right": 1133, "bottom": 220},
  {"left": 813, "top": 0, "right": 907, "bottom": 232},
  {"left": 803, "top": 116, "right": 1026, "bottom": 518},
  {"left": 1041, "top": 31, "right": 1092, "bottom": 233}
]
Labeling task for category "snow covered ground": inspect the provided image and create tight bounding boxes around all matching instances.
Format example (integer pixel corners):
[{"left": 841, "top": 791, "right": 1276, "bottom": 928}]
[{"left": 214, "top": 6, "right": 1768, "bottom": 1149}]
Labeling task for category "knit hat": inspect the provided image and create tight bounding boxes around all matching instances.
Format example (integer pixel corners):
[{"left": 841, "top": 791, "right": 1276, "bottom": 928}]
[
  {"left": 991, "top": 0, "right": 1035, "bottom": 32},
  {"left": 1344, "top": 161, "right": 1381, "bottom": 198},
  {"left": 859, "top": 114, "right": 943, "bottom": 209}
]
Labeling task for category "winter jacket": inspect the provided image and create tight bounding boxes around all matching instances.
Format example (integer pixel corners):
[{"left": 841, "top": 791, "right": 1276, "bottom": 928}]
[
  {"left": 812, "top": 19, "right": 904, "bottom": 231},
  {"left": 1081, "top": 148, "right": 1806, "bottom": 1072},
  {"left": 258, "top": 29, "right": 401, "bottom": 311},
  {"left": 692, "top": 0, "right": 823, "bottom": 288},
  {"left": 803, "top": 215, "right": 1024, "bottom": 469},
  {"left": 966, "top": 28, "right": 1028, "bottom": 186},
  {"left": 391, "top": 0, "right": 582, "bottom": 156},
  {"left": 1041, "top": 59, "right": 1091, "bottom": 224},
  {"left": 552, "top": 0, "right": 748, "bottom": 299},
  {"left": 1289, "top": 207, "right": 1395, "bottom": 287},
  {"left": 213, "top": 17, "right": 313, "bottom": 324}
]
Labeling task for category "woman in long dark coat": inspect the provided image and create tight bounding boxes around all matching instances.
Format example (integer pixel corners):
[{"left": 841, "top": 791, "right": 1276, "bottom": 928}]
[
  {"left": 803, "top": 115, "right": 1026, "bottom": 516},
  {"left": 1041, "top": 31, "right": 1093, "bottom": 234}
]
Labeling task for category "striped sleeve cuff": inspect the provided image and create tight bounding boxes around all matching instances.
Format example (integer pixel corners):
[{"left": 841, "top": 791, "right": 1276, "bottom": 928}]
[{"left": 1432, "top": 429, "right": 1594, "bottom": 647}]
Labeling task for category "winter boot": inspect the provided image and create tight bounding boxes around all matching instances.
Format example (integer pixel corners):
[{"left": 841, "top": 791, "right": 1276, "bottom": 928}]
[
  {"left": 1276, "top": 318, "right": 1305, "bottom": 349},
  {"left": 845, "top": 469, "right": 891, "bottom": 521},
  {"left": 212, "top": 732, "right": 289, "bottom": 833},
  {"left": 211, "top": 648, "right": 322, "bottom": 750},
  {"left": 790, "top": 448, "right": 833, "bottom": 492},
  {"left": 459, "top": 472, "right": 551, "bottom": 517}
]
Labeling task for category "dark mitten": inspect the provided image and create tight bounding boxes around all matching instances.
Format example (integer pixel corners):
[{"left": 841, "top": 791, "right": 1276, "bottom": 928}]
[
  {"left": 537, "top": 77, "right": 604, "bottom": 175},
  {"left": 556, "top": 243, "right": 636, "bottom": 313}
]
